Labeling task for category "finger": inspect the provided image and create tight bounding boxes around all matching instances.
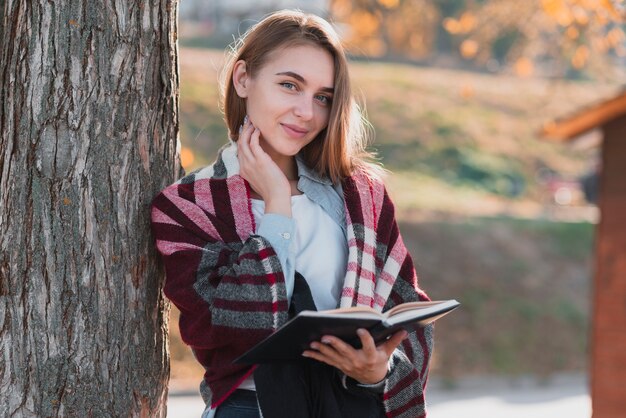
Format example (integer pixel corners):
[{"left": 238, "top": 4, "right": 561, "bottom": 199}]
[
  {"left": 239, "top": 116, "right": 253, "bottom": 141},
  {"left": 309, "top": 340, "right": 346, "bottom": 365},
  {"left": 249, "top": 127, "right": 264, "bottom": 159},
  {"left": 319, "top": 335, "right": 358, "bottom": 358},
  {"left": 238, "top": 124, "right": 255, "bottom": 162},
  {"left": 356, "top": 328, "right": 378, "bottom": 356},
  {"left": 380, "top": 329, "right": 408, "bottom": 357},
  {"left": 302, "top": 349, "right": 340, "bottom": 368}
]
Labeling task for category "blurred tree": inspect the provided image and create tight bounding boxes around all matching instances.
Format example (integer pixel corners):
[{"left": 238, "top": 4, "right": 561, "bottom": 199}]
[
  {"left": 332, "top": 0, "right": 625, "bottom": 77},
  {"left": 331, "top": 0, "right": 441, "bottom": 59},
  {"left": 444, "top": 0, "right": 625, "bottom": 78}
]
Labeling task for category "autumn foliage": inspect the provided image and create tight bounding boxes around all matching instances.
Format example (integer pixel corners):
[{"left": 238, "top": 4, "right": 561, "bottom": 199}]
[{"left": 331, "top": 0, "right": 625, "bottom": 77}]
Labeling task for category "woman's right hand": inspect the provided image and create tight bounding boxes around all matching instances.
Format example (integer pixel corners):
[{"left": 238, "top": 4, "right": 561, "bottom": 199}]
[{"left": 237, "top": 117, "right": 292, "bottom": 217}]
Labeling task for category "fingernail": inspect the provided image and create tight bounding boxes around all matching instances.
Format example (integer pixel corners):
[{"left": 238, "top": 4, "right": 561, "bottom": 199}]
[
  {"left": 310, "top": 342, "right": 319, "bottom": 350},
  {"left": 302, "top": 352, "right": 310, "bottom": 358},
  {"left": 243, "top": 115, "right": 249, "bottom": 124},
  {"left": 321, "top": 338, "right": 331, "bottom": 344},
  {"left": 238, "top": 124, "right": 243, "bottom": 134}
]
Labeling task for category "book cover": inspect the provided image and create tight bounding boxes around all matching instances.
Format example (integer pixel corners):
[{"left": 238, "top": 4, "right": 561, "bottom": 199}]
[{"left": 234, "top": 299, "right": 460, "bottom": 364}]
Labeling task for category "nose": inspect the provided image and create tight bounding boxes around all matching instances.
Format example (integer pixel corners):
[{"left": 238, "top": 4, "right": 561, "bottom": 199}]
[{"left": 293, "top": 95, "right": 314, "bottom": 121}]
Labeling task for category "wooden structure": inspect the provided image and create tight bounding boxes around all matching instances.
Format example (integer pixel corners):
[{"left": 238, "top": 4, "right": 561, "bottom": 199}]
[{"left": 543, "top": 90, "right": 626, "bottom": 418}]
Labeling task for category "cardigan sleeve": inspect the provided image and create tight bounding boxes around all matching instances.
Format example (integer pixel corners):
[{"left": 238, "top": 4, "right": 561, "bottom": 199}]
[
  {"left": 150, "top": 183, "right": 290, "bottom": 355},
  {"left": 377, "top": 185, "right": 434, "bottom": 418},
  {"left": 255, "top": 213, "right": 297, "bottom": 303}
]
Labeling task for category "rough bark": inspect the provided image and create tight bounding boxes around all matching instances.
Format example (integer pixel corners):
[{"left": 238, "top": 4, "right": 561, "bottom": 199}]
[{"left": 0, "top": 1, "right": 180, "bottom": 416}]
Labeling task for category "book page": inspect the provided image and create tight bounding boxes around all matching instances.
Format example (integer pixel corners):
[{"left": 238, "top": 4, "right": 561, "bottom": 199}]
[
  {"left": 386, "top": 300, "right": 447, "bottom": 316},
  {"left": 318, "top": 306, "right": 382, "bottom": 316},
  {"left": 300, "top": 307, "right": 382, "bottom": 320}
]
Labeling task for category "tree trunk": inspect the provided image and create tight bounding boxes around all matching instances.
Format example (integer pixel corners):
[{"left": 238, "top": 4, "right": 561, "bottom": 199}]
[{"left": 0, "top": 1, "right": 180, "bottom": 416}]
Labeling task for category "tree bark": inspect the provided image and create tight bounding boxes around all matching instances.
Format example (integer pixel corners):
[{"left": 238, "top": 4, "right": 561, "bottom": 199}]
[{"left": 0, "top": 1, "right": 180, "bottom": 416}]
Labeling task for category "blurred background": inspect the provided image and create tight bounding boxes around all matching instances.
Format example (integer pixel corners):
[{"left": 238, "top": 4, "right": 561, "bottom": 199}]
[{"left": 167, "top": 1, "right": 626, "bottom": 416}]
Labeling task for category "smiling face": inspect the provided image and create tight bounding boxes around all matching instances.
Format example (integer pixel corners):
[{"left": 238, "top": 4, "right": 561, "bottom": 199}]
[{"left": 233, "top": 43, "right": 335, "bottom": 165}]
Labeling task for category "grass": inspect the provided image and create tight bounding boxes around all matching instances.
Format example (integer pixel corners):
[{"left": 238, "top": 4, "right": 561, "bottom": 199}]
[
  {"left": 168, "top": 214, "right": 594, "bottom": 383},
  {"left": 179, "top": 47, "right": 618, "bottom": 207},
  {"left": 401, "top": 216, "right": 593, "bottom": 379}
]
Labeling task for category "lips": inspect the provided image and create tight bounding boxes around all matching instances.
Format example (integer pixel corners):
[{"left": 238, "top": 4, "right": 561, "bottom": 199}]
[{"left": 281, "top": 123, "right": 309, "bottom": 139}]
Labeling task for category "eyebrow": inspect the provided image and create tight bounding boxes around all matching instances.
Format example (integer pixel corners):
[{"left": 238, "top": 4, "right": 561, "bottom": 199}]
[{"left": 275, "top": 71, "right": 334, "bottom": 93}]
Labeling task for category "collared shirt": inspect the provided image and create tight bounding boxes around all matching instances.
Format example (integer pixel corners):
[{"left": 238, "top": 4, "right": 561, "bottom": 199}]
[
  {"left": 254, "top": 155, "right": 387, "bottom": 393},
  {"left": 254, "top": 154, "right": 347, "bottom": 305}
]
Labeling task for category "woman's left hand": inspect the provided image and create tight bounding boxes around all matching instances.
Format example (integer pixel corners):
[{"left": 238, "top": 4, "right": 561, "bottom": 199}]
[{"left": 302, "top": 328, "right": 408, "bottom": 385}]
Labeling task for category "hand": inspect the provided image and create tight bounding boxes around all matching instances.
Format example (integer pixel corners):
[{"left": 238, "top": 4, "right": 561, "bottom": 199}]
[
  {"left": 302, "top": 328, "right": 408, "bottom": 385},
  {"left": 237, "top": 117, "right": 291, "bottom": 217}
]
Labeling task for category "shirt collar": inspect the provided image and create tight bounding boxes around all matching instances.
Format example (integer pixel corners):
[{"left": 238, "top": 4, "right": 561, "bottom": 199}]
[{"left": 295, "top": 153, "right": 333, "bottom": 186}]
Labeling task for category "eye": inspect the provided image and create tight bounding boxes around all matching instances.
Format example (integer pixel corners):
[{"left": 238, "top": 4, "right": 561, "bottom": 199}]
[
  {"left": 315, "top": 94, "right": 332, "bottom": 106},
  {"left": 280, "top": 82, "right": 297, "bottom": 90}
]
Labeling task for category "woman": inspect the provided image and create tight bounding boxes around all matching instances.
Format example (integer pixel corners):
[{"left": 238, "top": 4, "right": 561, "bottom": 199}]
[{"left": 151, "top": 10, "right": 433, "bottom": 418}]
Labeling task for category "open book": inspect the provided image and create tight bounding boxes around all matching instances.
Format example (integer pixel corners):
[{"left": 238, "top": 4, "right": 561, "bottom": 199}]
[{"left": 234, "top": 299, "right": 459, "bottom": 364}]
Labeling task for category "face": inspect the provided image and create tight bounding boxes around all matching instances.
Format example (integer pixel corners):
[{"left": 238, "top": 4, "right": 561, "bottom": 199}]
[{"left": 234, "top": 43, "right": 335, "bottom": 162}]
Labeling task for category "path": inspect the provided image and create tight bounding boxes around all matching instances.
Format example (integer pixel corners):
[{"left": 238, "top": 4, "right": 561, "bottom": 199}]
[{"left": 167, "top": 373, "right": 589, "bottom": 418}]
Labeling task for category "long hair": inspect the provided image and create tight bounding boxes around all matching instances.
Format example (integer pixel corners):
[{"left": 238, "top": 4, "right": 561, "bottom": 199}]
[{"left": 221, "top": 10, "right": 379, "bottom": 183}]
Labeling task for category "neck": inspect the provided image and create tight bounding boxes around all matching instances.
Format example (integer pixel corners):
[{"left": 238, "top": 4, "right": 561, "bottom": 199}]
[{"left": 259, "top": 139, "right": 298, "bottom": 181}]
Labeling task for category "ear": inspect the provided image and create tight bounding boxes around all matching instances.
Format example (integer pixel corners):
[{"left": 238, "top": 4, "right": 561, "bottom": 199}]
[{"left": 232, "top": 60, "right": 249, "bottom": 98}]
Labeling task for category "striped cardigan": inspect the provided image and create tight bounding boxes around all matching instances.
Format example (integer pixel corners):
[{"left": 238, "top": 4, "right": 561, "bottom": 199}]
[{"left": 151, "top": 142, "right": 434, "bottom": 417}]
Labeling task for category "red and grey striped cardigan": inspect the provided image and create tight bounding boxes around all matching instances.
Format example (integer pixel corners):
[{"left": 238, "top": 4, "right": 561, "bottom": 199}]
[{"left": 151, "top": 143, "right": 433, "bottom": 417}]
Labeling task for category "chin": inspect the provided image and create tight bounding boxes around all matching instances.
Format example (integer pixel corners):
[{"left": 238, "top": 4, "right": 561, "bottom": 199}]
[
  {"left": 260, "top": 129, "right": 316, "bottom": 158},
  {"left": 268, "top": 138, "right": 308, "bottom": 158},
  {"left": 277, "top": 146, "right": 304, "bottom": 158}
]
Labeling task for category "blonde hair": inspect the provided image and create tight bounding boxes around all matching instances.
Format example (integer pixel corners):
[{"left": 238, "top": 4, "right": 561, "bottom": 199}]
[{"left": 221, "top": 10, "right": 379, "bottom": 183}]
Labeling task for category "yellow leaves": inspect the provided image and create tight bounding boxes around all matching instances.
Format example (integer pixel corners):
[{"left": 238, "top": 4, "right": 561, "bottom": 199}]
[
  {"left": 410, "top": 33, "right": 424, "bottom": 51},
  {"left": 572, "top": 6, "right": 590, "bottom": 25},
  {"left": 330, "top": 0, "right": 352, "bottom": 15},
  {"left": 556, "top": 10, "right": 574, "bottom": 26},
  {"left": 606, "top": 27, "right": 625, "bottom": 47},
  {"left": 514, "top": 57, "right": 534, "bottom": 77},
  {"left": 180, "top": 146, "right": 195, "bottom": 169},
  {"left": 571, "top": 45, "right": 589, "bottom": 68},
  {"left": 348, "top": 11, "right": 380, "bottom": 38},
  {"left": 459, "top": 12, "right": 478, "bottom": 32},
  {"left": 443, "top": 12, "right": 477, "bottom": 34},
  {"left": 443, "top": 18, "right": 461, "bottom": 34},
  {"left": 592, "top": 36, "right": 609, "bottom": 53},
  {"left": 460, "top": 39, "right": 479, "bottom": 58},
  {"left": 535, "top": 0, "right": 624, "bottom": 71},
  {"left": 589, "top": 26, "right": 626, "bottom": 56},
  {"left": 459, "top": 84, "right": 475, "bottom": 99},
  {"left": 542, "top": 0, "right": 623, "bottom": 28},
  {"left": 566, "top": 26, "right": 580, "bottom": 39},
  {"left": 599, "top": 0, "right": 622, "bottom": 20},
  {"left": 541, "top": 0, "right": 573, "bottom": 26},
  {"left": 541, "top": 0, "right": 561, "bottom": 15},
  {"left": 363, "top": 38, "right": 387, "bottom": 57},
  {"left": 378, "top": 0, "right": 400, "bottom": 9},
  {"left": 340, "top": 9, "right": 385, "bottom": 57},
  {"left": 594, "top": 11, "right": 609, "bottom": 26}
]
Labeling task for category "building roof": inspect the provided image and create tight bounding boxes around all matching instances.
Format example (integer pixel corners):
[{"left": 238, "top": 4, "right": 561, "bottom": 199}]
[{"left": 541, "top": 90, "right": 626, "bottom": 142}]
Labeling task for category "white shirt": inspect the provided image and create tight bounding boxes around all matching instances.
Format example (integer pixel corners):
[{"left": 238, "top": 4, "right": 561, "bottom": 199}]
[
  {"left": 251, "top": 194, "right": 348, "bottom": 310},
  {"left": 236, "top": 193, "right": 348, "bottom": 392}
]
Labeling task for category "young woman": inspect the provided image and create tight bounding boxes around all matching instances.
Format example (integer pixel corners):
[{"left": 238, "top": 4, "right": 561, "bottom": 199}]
[{"left": 151, "top": 10, "right": 433, "bottom": 418}]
